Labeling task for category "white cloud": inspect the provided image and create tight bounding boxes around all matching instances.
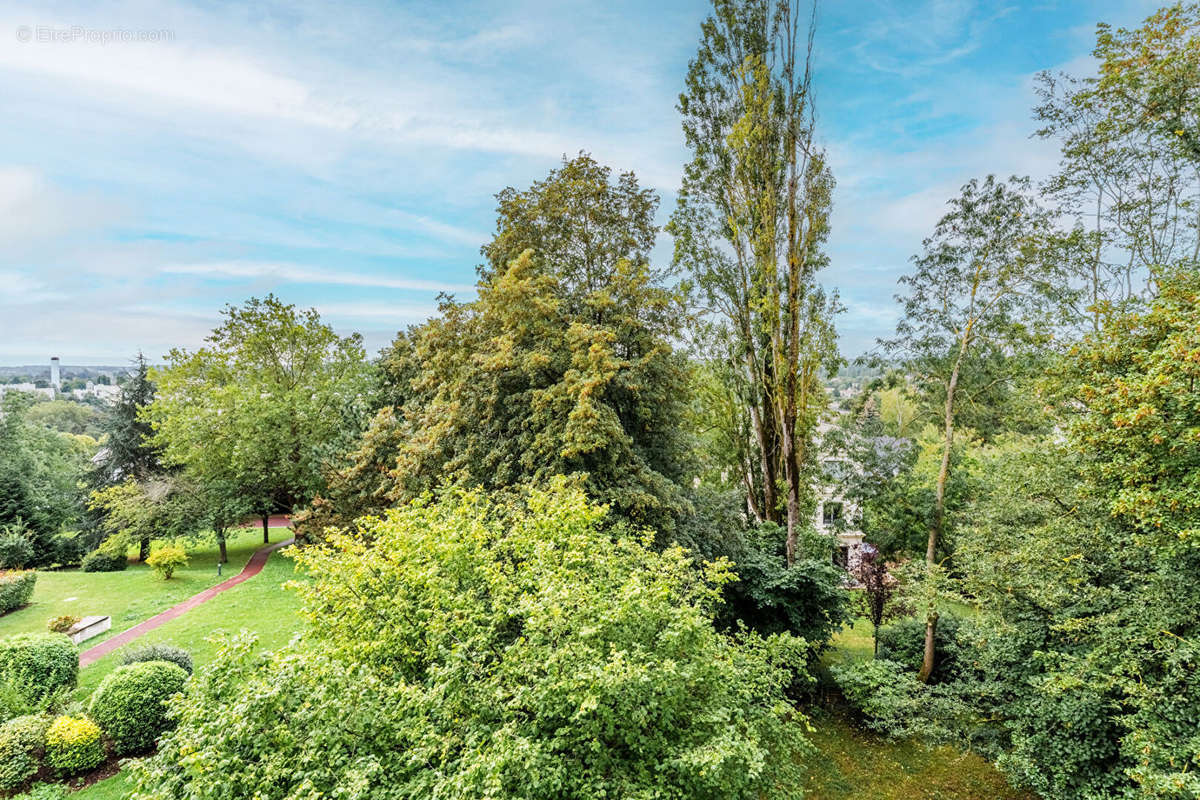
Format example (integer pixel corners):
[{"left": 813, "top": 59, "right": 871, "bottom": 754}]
[
  {"left": 0, "top": 166, "right": 118, "bottom": 247},
  {"left": 160, "top": 261, "right": 476, "bottom": 294},
  {"left": 0, "top": 270, "right": 66, "bottom": 304}
]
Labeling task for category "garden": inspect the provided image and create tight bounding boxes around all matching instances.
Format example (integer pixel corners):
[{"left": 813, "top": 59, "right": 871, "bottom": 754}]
[{"left": 0, "top": 528, "right": 302, "bottom": 798}]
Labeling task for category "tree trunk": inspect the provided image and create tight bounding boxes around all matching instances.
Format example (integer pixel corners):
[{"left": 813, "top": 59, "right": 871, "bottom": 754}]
[
  {"left": 748, "top": 393, "right": 779, "bottom": 524},
  {"left": 138, "top": 536, "right": 150, "bottom": 562},
  {"left": 217, "top": 530, "right": 228, "bottom": 564},
  {"left": 919, "top": 339, "right": 966, "bottom": 683},
  {"left": 262, "top": 514, "right": 270, "bottom": 545}
]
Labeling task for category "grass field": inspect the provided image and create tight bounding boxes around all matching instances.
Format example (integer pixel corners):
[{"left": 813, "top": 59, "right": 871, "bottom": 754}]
[
  {"left": 806, "top": 603, "right": 1029, "bottom": 800},
  {"left": 0, "top": 527, "right": 306, "bottom": 799},
  {"left": 0, "top": 527, "right": 285, "bottom": 649},
  {"left": 803, "top": 709, "right": 1031, "bottom": 800},
  {"left": 72, "top": 772, "right": 134, "bottom": 800}
]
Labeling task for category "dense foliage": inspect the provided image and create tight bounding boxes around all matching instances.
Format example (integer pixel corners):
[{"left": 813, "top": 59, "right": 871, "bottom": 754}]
[
  {"left": 89, "top": 661, "right": 188, "bottom": 755},
  {"left": 149, "top": 295, "right": 372, "bottom": 538},
  {"left": 145, "top": 545, "right": 188, "bottom": 579},
  {"left": 120, "top": 644, "right": 194, "bottom": 675},
  {"left": 0, "top": 572, "right": 36, "bottom": 616},
  {"left": 307, "top": 156, "right": 691, "bottom": 540},
  {"left": 43, "top": 715, "right": 104, "bottom": 776},
  {"left": 0, "top": 394, "right": 94, "bottom": 567},
  {"left": 0, "top": 714, "right": 50, "bottom": 792},
  {"left": 136, "top": 484, "right": 812, "bottom": 800},
  {"left": 0, "top": 634, "right": 77, "bottom": 713}
]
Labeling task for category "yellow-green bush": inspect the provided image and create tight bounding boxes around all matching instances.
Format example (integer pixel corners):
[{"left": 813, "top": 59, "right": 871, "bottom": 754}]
[
  {"left": 44, "top": 715, "right": 104, "bottom": 775},
  {"left": 145, "top": 546, "right": 188, "bottom": 580}
]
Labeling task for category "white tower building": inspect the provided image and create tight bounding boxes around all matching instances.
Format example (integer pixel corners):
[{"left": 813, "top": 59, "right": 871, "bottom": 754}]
[{"left": 50, "top": 357, "right": 61, "bottom": 390}]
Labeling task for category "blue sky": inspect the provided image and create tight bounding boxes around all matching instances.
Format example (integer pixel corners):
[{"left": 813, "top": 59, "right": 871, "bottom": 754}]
[{"left": 0, "top": 0, "right": 1162, "bottom": 364}]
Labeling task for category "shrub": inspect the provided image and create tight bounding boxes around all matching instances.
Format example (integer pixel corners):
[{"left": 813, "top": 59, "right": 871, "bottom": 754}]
[
  {"left": 46, "top": 616, "right": 79, "bottom": 635},
  {"left": 80, "top": 549, "right": 127, "bottom": 573},
  {"left": 134, "top": 484, "right": 813, "bottom": 800},
  {"left": 44, "top": 715, "right": 104, "bottom": 775},
  {"left": 50, "top": 534, "right": 85, "bottom": 568},
  {"left": 0, "top": 634, "right": 77, "bottom": 707},
  {"left": 120, "top": 644, "right": 193, "bottom": 675},
  {"left": 0, "top": 571, "right": 37, "bottom": 615},
  {"left": 876, "top": 613, "right": 968, "bottom": 684},
  {"left": 720, "top": 551, "right": 849, "bottom": 648},
  {"left": 0, "top": 535, "right": 34, "bottom": 570},
  {"left": 145, "top": 546, "right": 188, "bottom": 580},
  {"left": 0, "top": 714, "right": 50, "bottom": 791},
  {"left": 88, "top": 661, "right": 188, "bottom": 755},
  {"left": 831, "top": 658, "right": 922, "bottom": 734}
]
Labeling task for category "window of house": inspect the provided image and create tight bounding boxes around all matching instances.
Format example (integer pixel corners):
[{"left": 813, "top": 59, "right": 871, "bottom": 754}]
[
  {"left": 834, "top": 545, "right": 849, "bottom": 570},
  {"left": 822, "top": 501, "right": 843, "bottom": 526}
]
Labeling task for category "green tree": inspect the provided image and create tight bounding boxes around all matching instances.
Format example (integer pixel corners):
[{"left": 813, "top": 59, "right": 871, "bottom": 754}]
[
  {"left": 937, "top": 274, "right": 1200, "bottom": 798},
  {"left": 91, "top": 353, "right": 161, "bottom": 486},
  {"left": 308, "top": 157, "right": 692, "bottom": 537},
  {"left": 672, "top": 0, "right": 841, "bottom": 562},
  {"left": 0, "top": 393, "right": 93, "bottom": 564},
  {"left": 1034, "top": 4, "right": 1200, "bottom": 330},
  {"left": 25, "top": 400, "right": 102, "bottom": 437},
  {"left": 149, "top": 296, "right": 371, "bottom": 543},
  {"left": 878, "top": 175, "right": 1061, "bottom": 682},
  {"left": 88, "top": 476, "right": 207, "bottom": 561},
  {"left": 135, "top": 483, "right": 811, "bottom": 799}
]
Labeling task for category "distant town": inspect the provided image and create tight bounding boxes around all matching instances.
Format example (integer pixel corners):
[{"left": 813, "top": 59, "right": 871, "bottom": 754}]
[{"left": 0, "top": 358, "right": 133, "bottom": 403}]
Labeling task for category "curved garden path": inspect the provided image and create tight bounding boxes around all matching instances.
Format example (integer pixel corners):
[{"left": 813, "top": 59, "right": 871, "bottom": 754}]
[{"left": 78, "top": 536, "right": 294, "bottom": 668}]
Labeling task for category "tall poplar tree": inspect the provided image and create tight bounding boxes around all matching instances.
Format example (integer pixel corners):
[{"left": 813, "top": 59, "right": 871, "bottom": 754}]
[{"left": 672, "top": 0, "right": 840, "bottom": 564}]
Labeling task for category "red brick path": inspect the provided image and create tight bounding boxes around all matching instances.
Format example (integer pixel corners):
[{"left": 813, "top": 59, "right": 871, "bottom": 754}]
[{"left": 78, "top": 537, "right": 295, "bottom": 669}]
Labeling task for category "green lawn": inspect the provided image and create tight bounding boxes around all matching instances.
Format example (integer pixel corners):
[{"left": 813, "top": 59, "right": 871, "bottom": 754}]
[
  {"left": 77, "top": 547, "right": 306, "bottom": 695},
  {"left": 0, "top": 527, "right": 285, "bottom": 651},
  {"left": 803, "top": 709, "right": 1032, "bottom": 800},
  {"left": 72, "top": 772, "right": 134, "bottom": 800}
]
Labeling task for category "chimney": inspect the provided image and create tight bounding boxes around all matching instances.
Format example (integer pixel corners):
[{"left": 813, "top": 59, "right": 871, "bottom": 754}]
[{"left": 50, "top": 357, "right": 61, "bottom": 390}]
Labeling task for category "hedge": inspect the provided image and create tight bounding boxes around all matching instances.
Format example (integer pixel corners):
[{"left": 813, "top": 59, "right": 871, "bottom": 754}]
[
  {"left": 0, "top": 633, "right": 78, "bottom": 702},
  {"left": 0, "top": 572, "right": 37, "bottom": 616},
  {"left": 120, "top": 644, "right": 193, "bottom": 675},
  {"left": 0, "top": 714, "right": 50, "bottom": 791},
  {"left": 44, "top": 716, "right": 104, "bottom": 775},
  {"left": 88, "top": 661, "right": 188, "bottom": 755}
]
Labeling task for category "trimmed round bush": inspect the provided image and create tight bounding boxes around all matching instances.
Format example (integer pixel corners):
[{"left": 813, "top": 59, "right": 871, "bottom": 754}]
[
  {"left": 44, "top": 715, "right": 104, "bottom": 775},
  {"left": 14, "top": 783, "right": 69, "bottom": 800},
  {"left": 0, "top": 714, "right": 50, "bottom": 791},
  {"left": 0, "top": 633, "right": 78, "bottom": 700},
  {"left": 120, "top": 644, "right": 193, "bottom": 675},
  {"left": 88, "top": 661, "right": 187, "bottom": 755},
  {"left": 80, "top": 549, "right": 127, "bottom": 573}
]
